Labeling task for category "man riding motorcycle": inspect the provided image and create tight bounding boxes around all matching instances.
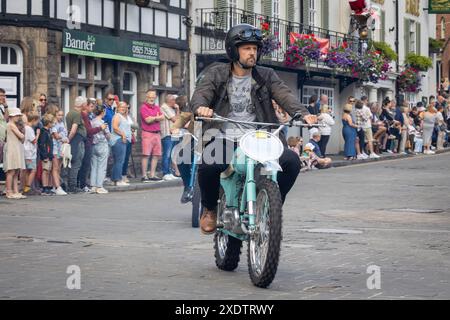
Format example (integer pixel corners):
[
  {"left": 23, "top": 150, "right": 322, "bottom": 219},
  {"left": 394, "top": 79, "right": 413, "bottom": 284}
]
[{"left": 190, "top": 24, "right": 316, "bottom": 234}]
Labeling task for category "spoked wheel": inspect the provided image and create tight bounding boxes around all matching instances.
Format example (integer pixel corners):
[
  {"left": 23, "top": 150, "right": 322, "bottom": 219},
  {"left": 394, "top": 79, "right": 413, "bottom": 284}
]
[
  {"left": 248, "top": 179, "right": 283, "bottom": 288},
  {"left": 191, "top": 175, "right": 202, "bottom": 228},
  {"left": 214, "top": 187, "right": 242, "bottom": 271}
]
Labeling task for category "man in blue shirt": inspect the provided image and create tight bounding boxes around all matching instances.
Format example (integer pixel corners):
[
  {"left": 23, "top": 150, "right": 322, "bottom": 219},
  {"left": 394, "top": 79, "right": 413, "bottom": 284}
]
[
  {"left": 102, "top": 92, "right": 115, "bottom": 131},
  {"left": 306, "top": 128, "right": 332, "bottom": 169},
  {"left": 308, "top": 128, "right": 323, "bottom": 158}
]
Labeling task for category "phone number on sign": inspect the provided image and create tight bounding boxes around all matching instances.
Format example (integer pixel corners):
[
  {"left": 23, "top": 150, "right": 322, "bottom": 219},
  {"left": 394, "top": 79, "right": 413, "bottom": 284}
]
[{"left": 131, "top": 45, "right": 158, "bottom": 57}]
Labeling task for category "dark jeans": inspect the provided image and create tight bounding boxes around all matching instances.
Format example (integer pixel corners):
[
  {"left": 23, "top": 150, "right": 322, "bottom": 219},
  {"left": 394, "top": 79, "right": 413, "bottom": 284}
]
[
  {"left": 78, "top": 142, "right": 92, "bottom": 189},
  {"left": 318, "top": 135, "right": 330, "bottom": 157},
  {"left": 356, "top": 128, "right": 365, "bottom": 152},
  {"left": 68, "top": 134, "right": 85, "bottom": 190},
  {"left": 198, "top": 138, "right": 301, "bottom": 210},
  {"left": 122, "top": 141, "right": 132, "bottom": 177}
]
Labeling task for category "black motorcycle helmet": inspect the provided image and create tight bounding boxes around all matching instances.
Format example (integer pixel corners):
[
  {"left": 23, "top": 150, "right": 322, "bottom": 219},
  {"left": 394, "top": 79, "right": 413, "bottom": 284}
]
[{"left": 225, "top": 24, "right": 263, "bottom": 67}]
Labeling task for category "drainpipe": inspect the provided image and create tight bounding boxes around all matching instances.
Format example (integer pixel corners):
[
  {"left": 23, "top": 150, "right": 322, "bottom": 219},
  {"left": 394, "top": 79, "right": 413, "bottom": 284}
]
[
  {"left": 113, "top": 0, "right": 122, "bottom": 99},
  {"left": 394, "top": 0, "right": 400, "bottom": 105}
]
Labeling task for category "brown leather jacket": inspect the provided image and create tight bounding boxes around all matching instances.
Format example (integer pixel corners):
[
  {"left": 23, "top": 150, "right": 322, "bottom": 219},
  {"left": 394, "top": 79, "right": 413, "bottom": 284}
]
[{"left": 190, "top": 62, "right": 309, "bottom": 143}]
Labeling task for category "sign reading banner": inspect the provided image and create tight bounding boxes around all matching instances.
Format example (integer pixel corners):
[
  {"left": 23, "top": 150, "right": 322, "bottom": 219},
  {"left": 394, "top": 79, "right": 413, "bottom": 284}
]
[
  {"left": 62, "top": 29, "right": 159, "bottom": 65},
  {"left": 429, "top": 0, "right": 450, "bottom": 13}
]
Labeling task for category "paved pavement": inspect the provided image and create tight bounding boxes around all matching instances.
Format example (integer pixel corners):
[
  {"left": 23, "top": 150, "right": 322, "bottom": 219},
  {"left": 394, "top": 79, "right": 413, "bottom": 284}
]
[{"left": 0, "top": 152, "right": 449, "bottom": 299}]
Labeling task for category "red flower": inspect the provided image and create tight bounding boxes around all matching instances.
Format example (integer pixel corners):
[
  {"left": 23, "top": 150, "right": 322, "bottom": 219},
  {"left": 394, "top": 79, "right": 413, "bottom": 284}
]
[{"left": 261, "top": 22, "right": 270, "bottom": 31}]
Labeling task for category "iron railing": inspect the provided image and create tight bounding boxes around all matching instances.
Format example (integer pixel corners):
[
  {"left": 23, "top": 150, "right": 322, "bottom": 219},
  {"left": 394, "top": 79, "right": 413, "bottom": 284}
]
[{"left": 195, "top": 7, "right": 361, "bottom": 65}]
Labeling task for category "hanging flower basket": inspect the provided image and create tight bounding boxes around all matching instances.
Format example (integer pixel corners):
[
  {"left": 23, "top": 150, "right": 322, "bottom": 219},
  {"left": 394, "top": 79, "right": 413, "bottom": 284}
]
[
  {"left": 323, "top": 46, "right": 356, "bottom": 71},
  {"left": 351, "top": 50, "right": 391, "bottom": 83},
  {"left": 397, "top": 66, "right": 422, "bottom": 93},
  {"left": 284, "top": 35, "right": 321, "bottom": 67}
]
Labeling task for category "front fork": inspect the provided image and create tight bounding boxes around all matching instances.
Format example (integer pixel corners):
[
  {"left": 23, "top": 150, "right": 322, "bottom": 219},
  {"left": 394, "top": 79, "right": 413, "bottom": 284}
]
[
  {"left": 242, "top": 159, "right": 278, "bottom": 233},
  {"left": 242, "top": 158, "right": 256, "bottom": 231}
]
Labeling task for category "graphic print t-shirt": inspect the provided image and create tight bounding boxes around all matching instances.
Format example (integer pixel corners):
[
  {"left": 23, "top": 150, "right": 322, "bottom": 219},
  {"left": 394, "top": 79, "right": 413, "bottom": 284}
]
[{"left": 223, "top": 74, "right": 256, "bottom": 140}]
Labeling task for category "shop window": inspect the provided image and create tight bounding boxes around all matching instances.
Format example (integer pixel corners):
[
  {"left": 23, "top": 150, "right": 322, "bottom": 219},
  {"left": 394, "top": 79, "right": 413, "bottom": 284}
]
[
  {"left": 153, "top": 66, "right": 160, "bottom": 86},
  {"left": 61, "top": 86, "right": 70, "bottom": 115},
  {"left": 61, "top": 55, "right": 69, "bottom": 78},
  {"left": 78, "top": 86, "right": 87, "bottom": 98},
  {"left": 166, "top": 65, "right": 173, "bottom": 88},
  {"left": 94, "top": 88, "right": 103, "bottom": 100},
  {"left": 123, "top": 71, "right": 137, "bottom": 121},
  {"left": 78, "top": 57, "right": 86, "bottom": 79},
  {"left": 94, "top": 59, "right": 102, "bottom": 81}
]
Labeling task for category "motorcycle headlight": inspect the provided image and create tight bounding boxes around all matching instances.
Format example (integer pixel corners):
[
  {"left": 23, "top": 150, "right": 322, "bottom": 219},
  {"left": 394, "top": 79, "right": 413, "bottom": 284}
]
[{"left": 239, "top": 130, "right": 284, "bottom": 164}]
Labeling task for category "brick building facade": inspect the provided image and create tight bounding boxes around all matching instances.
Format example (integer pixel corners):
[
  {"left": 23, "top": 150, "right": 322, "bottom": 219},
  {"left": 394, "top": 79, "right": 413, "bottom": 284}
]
[{"left": 436, "top": 14, "right": 450, "bottom": 87}]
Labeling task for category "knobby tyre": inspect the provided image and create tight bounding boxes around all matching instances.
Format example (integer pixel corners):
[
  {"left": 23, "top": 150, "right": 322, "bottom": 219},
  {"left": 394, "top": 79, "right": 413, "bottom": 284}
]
[
  {"left": 248, "top": 179, "right": 283, "bottom": 288},
  {"left": 214, "top": 187, "right": 242, "bottom": 271}
]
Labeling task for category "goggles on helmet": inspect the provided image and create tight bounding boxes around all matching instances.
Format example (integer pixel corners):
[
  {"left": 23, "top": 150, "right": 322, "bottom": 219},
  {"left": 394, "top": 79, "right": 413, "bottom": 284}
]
[{"left": 237, "top": 29, "right": 263, "bottom": 41}]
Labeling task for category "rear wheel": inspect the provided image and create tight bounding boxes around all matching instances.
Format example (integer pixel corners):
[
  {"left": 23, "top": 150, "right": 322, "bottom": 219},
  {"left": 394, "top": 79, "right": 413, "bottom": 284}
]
[
  {"left": 248, "top": 179, "right": 283, "bottom": 288},
  {"left": 214, "top": 187, "right": 242, "bottom": 271}
]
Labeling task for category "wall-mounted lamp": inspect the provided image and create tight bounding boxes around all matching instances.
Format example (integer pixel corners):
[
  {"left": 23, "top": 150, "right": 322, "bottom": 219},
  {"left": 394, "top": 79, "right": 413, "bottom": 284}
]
[{"left": 182, "top": 16, "right": 193, "bottom": 27}]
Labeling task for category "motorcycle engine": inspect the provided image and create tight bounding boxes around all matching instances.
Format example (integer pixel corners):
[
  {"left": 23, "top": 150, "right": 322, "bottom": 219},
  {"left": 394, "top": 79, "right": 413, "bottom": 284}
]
[{"left": 222, "top": 207, "right": 244, "bottom": 234}]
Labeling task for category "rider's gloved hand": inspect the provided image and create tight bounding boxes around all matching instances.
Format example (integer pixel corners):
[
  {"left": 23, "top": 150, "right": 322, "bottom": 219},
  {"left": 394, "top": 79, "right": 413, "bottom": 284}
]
[{"left": 196, "top": 106, "right": 214, "bottom": 118}]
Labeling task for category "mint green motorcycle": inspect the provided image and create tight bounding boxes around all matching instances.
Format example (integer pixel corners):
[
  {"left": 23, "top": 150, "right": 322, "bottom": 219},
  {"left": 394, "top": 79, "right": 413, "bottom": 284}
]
[{"left": 196, "top": 113, "right": 312, "bottom": 288}]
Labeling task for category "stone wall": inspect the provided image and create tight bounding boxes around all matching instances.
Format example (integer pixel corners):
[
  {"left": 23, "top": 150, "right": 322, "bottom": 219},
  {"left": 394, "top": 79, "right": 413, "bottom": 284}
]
[{"left": 0, "top": 26, "right": 51, "bottom": 101}]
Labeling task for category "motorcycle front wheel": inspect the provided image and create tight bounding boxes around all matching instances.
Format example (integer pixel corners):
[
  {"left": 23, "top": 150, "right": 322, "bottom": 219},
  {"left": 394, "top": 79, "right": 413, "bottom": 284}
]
[{"left": 248, "top": 179, "right": 283, "bottom": 288}]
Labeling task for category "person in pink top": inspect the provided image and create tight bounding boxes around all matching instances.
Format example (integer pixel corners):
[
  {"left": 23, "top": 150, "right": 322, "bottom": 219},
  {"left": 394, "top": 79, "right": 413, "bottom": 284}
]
[{"left": 140, "top": 89, "right": 164, "bottom": 182}]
